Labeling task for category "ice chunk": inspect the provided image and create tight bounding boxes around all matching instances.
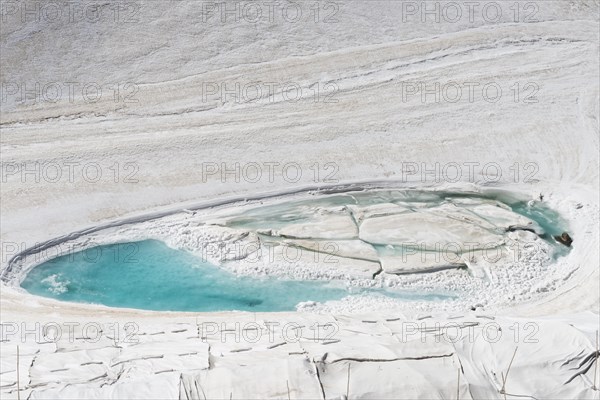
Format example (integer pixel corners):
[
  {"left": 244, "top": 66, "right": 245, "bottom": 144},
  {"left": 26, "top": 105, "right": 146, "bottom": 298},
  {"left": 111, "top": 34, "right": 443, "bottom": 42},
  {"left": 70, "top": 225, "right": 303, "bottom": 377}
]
[
  {"left": 465, "top": 203, "right": 543, "bottom": 233},
  {"left": 277, "top": 213, "right": 358, "bottom": 239},
  {"left": 359, "top": 212, "right": 504, "bottom": 250},
  {"left": 380, "top": 251, "right": 466, "bottom": 275},
  {"left": 347, "top": 203, "right": 411, "bottom": 224}
]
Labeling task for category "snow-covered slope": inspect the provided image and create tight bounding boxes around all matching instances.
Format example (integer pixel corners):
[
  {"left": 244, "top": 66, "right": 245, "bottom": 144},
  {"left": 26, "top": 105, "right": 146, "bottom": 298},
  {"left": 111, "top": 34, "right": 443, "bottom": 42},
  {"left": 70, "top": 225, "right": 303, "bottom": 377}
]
[{"left": 1, "top": 1, "right": 598, "bottom": 398}]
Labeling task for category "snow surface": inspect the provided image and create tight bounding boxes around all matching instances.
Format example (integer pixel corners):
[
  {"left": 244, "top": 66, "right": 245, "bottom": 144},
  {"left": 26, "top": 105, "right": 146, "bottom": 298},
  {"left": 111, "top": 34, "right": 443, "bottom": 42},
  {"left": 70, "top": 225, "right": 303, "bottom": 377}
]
[{"left": 1, "top": 0, "right": 599, "bottom": 398}]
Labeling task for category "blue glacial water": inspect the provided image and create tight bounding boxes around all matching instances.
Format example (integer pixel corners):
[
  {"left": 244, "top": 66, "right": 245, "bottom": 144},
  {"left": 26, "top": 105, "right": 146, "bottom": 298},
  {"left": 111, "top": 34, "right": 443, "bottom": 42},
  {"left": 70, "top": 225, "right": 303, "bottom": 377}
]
[
  {"left": 20, "top": 190, "right": 569, "bottom": 311},
  {"left": 21, "top": 240, "right": 453, "bottom": 312}
]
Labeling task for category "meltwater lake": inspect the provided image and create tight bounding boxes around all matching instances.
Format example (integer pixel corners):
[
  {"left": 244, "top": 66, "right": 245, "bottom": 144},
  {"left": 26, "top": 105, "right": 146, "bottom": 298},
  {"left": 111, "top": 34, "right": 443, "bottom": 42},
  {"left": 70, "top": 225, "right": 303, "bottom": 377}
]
[
  {"left": 21, "top": 240, "right": 454, "bottom": 312},
  {"left": 19, "top": 190, "right": 569, "bottom": 312}
]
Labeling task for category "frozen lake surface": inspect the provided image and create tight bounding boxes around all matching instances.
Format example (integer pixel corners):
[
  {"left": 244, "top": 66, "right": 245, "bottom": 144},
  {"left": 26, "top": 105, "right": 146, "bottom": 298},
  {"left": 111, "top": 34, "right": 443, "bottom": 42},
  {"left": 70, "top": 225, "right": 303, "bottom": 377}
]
[{"left": 19, "top": 189, "right": 567, "bottom": 312}]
